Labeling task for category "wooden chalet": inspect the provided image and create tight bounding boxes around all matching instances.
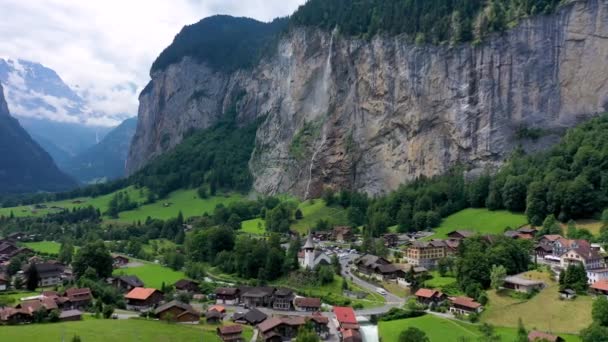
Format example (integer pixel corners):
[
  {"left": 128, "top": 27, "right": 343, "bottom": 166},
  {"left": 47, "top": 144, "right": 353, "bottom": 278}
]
[
  {"left": 154, "top": 300, "right": 200, "bottom": 323},
  {"left": 217, "top": 324, "right": 244, "bottom": 342},
  {"left": 125, "top": 287, "right": 163, "bottom": 311},
  {"left": 174, "top": 279, "right": 199, "bottom": 293},
  {"left": 294, "top": 297, "right": 321, "bottom": 312}
]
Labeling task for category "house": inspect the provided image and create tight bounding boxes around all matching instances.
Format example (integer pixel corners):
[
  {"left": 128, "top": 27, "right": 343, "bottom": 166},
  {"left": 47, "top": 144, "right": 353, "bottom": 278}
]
[
  {"left": 258, "top": 316, "right": 308, "bottom": 341},
  {"left": 517, "top": 226, "right": 538, "bottom": 236},
  {"left": 355, "top": 254, "right": 404, "bottom": 281},
  {"left": 155, "top": 300, "right": 200, "bottom": 323},
  {"left": 294, "top": 297, "right": 321, "bottom": 312},
  {"left": 206, "top": 309, "right": 223, "bottom": 324},
  {"left": 217, "top": 325, "right": 244, "bottom": 342},
  {"left": 528, "top": 331, "right": 563, "bottom": 342},
  {"left": 208, "top": 305, "right": 226, "bottom": 314},
  {"left": 34, "top": 263, "right": 64, "bottom": 287},
  {"left": 333, "top": 306, "right": 359, "bottom": 330},
  {"left": 559, "top": 289, "right": 576, "bottom": 300},
  {"left": 382, "top": 233, "right": 399, "bottom": 247},
  {"left": 58, "top": 309, "right": 83, "bottom": 322},
  {"left": 64, "top": 288, "right": 92, "bottom": 310},
  {"left": 414, "top": 288, "right": 446, "bottom": 305},
  {"left": 308, "top": 312, "right": 330, "bottom": 337},
  {"left": 241, "top": 287, "right": 275, "bottom": 308},
  {"left": 124, "top": 287, "right": 164, "bottom": 311},
  {"left": 0, "top": 273, "right": 9, "bottom": 291},
  {"left": 299, "top": 234, "right": 332, "bottom": 269},
  {"left": 587, "top": 268, "right": 608, "bottom": 284},
  {"left": 112, "top": 275, "right": 144, "bottom": 292},
  {"left": 333, "top": 226, "right": 354, "bottom": 242},
  {"left": 112, "top": 255, "right": 129, "bottom": 268},
  {"left": 534, "top": 244, "right": 554, "bottom": 258},
  {"left": 446, "top": 230, "right": 475, "bottom": 240},
  {"left": 272, "top": 288, "right": 294, "bottom": 311},
  {"left": 342, "top": 328, "right": 363, "bottom": 342},
  {"left": 449, "top": 297, "right": 483, "bottom": 315},
  {"left": 559, "top": 243, "right": 604, "bottom": 270},
  {"left": 216, "top": 287, "right": 240, "bottom": 305},
  {"left": 232, "top": 308, "right": 267, "bottom": 325},
  {"left": 503, "top": 276, "right": 545, "bottom": 293},
  {"left": 312, "top": 231, "right": 332, "bottom": 241},
  {"left": 174, "top": 279, "right": 199, "bottom": 293},
  {"left": 590, "top": 280, "right": 608, "bottom": 296},
  {"left": 405, "top": 240, "right": 448, "bottom": 269},
  {"left": 0, "top": 307, "right": 31, "bottom": 324},
  {"left": 17, "top": 297, "right": 58, "bottom": 314}
]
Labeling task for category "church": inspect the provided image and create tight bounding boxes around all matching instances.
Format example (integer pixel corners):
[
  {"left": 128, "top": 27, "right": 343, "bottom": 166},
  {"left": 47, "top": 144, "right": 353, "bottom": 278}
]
[{"left": 298, "top": 233, "right": 332, "bottom": 269}]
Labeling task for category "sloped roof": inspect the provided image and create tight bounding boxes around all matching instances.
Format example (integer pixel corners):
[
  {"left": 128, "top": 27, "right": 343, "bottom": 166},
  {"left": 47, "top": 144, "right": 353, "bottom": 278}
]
[
  {"left": 257, "top": 316, "right": 306, "bottom": 333},
  {"left": 591, "top": 280, "right": 608, "bottom": 292},
  {"left": 414, "top": 288, "right": 438, "bottom": 298},
  {"left": 117, "top": 275, "right": 144, "bottom": 288},
  {"left": 215, "top": 287, "right": 238, "bottom": 296},
  {"left": 333, "top": 306, "right": 357, "bottom": 325},
  {"left": 59, "top": 309, "right": 82, "bottom": 319},
  {"left": 528, "top": 330, "right": 560, "bottom": 342},
  {"left": 303, "top": 234, "right": 315, "bottom": 249},
  {"left": 450, "top": 296, "right": 482, "bottom": 309},
  {"left": 218, "top": 325, "right": 243, "bottom": 335},
  {"left": 125, "top": 287, "right": 160, "bottom": 301},
  {"left": 295, "top": 297, "right": 321, "bottom": 308}
]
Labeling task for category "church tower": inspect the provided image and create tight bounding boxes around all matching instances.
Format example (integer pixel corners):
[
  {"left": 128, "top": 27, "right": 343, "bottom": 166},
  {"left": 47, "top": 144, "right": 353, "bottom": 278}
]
[{"left": 303, "top": 233, "right": 315, "bottom": 269}]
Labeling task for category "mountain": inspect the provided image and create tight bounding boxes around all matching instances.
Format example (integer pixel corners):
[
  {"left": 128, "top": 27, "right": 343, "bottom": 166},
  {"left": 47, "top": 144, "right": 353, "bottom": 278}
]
[
  {"left": 64, "top": 118, "right": 137, "bottom": 184},
  {"left": 0, "top": 59, "right": 114, "bottom": 164},
  {"left": 0, "top": 82, "right": 77, "bottom": 193},
  {"left": 127, "top": 0, "right": 608, "bottom": 198}
]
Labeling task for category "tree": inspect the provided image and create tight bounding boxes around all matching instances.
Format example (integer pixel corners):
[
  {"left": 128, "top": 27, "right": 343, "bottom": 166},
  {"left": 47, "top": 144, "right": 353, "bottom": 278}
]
[
  {"left": 490, "top": 265, "right": 507, "bottom": 290},
  {"left": 59, "top": 240, "right": 75, "bottom": 265},
  {"left": 102, "top": 305, "right": 115, "bottom": 319},
  {"left": 295, "top": 209, "right": 303, "bottom": 220},
  {"left": 581, "top": 323, "right": 608, "bottom": 342},
  {"left": 72, "top": 240, "right": 114, "bottom": 279},
  {"left": 561, "top": 263, "right": 588, "bottom": 293},
  {"left": 592, "top": 296, "right": 608, "bottom": 327},
  {"left": 25, "top": 263, "right": 39, "bottom": 291},
  {"left": 398, "top": 327, "right": 429, "bottom": 342},
  {"left": 525, "top": 181, "right": 546, "bottom": 226},
  {"left": 502, "top": 176, "right": 527, "bottom": 212},
  {"left": 539, "top": 215, "right": 562, "bottom": 236},
  {"left": 72, "top": 336, "right": 82, "bottom": 342},
  {"left": 516, "top": 318, "right": 528, "bottom": 342},
  {"left": 295, "top": 324, "right": 320, "bottom": 342},
  {"left": 331, "top": 254, "right": 341, "bottom": 275},
  {"left": 479, "top": 323, "right": 500, "bottom": 342},
  {"left": 7, "top": 255, "right": 24, "bottom": 276}
]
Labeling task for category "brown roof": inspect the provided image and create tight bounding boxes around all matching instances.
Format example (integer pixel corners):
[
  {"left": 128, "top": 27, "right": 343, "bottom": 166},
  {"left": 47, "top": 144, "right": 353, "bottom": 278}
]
[
  {"left": 541, "top": 235, "right": 563, "bottom": 242},
  {"left": 591, "top": 280, "right": 608, "bottom": 292},
  {"left": 65, "top": 288, "right": 92, "bottom": 302},
  {"left": 528, "top": 330, "right": 560, "bottom": 342},
  {"left": 218, "top": 325, "right": 243, "bottom": 335},
  {"left": 154, "top": 300, "right": 198, "bottom": 316},
  {"left": 208, "top": 305, "right": 226, "bottom": 313},
  {"left": 257, "top": 316, "right": 307, "bottom": 333},
  {"left": 343, "top": 329, "right": 363, "bottom": 342},
  {"left": 294, "top": 297, "right": 321, "bottom": 308},
  {"left": 415, "top": 288, "right": 438, "bottom": 298},
  {"left": 125, "top": 287, "right": 160, "bottom": 301},
  {"left": 450, "top": 296, "right": 482, "bottom": 309},
  {"left": 216, "top": 287, "right": 239, "bottom": 296}
]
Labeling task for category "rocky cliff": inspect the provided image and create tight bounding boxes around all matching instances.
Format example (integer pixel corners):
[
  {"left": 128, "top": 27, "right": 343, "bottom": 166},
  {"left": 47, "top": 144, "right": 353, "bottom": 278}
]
[{"left": 127, "top": 0, "right": 608, "bottom": 198}]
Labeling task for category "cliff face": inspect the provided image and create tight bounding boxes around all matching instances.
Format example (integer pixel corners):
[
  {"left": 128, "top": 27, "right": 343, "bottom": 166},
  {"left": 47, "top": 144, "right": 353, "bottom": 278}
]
[{"left": 127, "top": 0, "right": 608, "bottom": 198}]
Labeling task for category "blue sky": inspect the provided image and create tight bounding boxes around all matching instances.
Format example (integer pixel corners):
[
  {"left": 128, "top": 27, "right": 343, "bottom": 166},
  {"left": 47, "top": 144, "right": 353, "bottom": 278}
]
[{"left": 0, "top": 0, "right": 304, "bottom": 124}]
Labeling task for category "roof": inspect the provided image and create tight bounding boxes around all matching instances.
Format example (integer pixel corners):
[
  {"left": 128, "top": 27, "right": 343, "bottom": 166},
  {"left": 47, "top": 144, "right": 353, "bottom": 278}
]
[
  {"left": 216, "top": 287, "right": 239, "bottom": 296},
  {"left": 125, "top": 287, "right": 160, "bottom": 301},
  {"left": 415, "top": 288, "right": 439, "bottom": 298},
  {"left": 560, "top": 241, "right": 601, "bottom": 261},
  {"left": 303, "top": 233, "right": 315, "bottom": 249},
  {"left": 174, "top": 279, "right": 198, "bottom": 289},
  {"left": 343, "top": 329, "right": 363, "bottom": 342},
  {"left": 155, "top": 300, "right": 199, "bottom": 316},
  {"left": 333, "top": 306, "right": 357, "bottom": 325},
  {"left": 450, "top": 297, "right": 482, "bottom": 309},
  {"left": 235, "top": 308, "right": 267, "bottom": 324},
  {"left": 560, "top": 289, "right": 576, "bottom": 295},
  {"left": 274, "top": 288, "right": 293, "bottom": 297},
  {"left": 206, "top": 310, "right": 223, "bottom": 319},
  {"left": 117, "top": 275, "right": 144, "bottom": 288},
  {"left": 528, "top": 330, "right": 560, "bottom": 342},
  {"left": 218, "top": 325, "right": 243, "bottom": 335},
  {"left": 447, "top": 230, "right": 475, "bottom": 238},
  {"left": 504, "top": 276, "right": 545, "bottom": 287},
  {"left": 541, "top": 235, "right": 563, "bottom": 242},
  {"left": 208, "top": 305, "right": 226, "bottom": 313},
  {"left": 591, "top": 280, "right": 608, "bottom": 292},
  {"left": 65, "top": 288, "right": 92, "bottom": 302},
  {"left": 294, "top": 297, "right": 321, "bottom": 308},
  {"left": 257, "top": 316, "right": 306, "bottom": 333},
  {"left": 59, "top": 309, "right": 82, "bottom": 319},
  {"left": 34, "top": 263, "right": 64, "bottom": 277},
  {"left": 242, "top": 287, "right": 275, "bottom": 298}
]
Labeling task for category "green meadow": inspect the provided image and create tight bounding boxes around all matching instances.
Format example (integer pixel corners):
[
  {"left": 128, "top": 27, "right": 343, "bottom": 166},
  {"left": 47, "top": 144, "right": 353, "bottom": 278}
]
[{"left": 430, "top": 208, "right": 527, "bottom": 239}]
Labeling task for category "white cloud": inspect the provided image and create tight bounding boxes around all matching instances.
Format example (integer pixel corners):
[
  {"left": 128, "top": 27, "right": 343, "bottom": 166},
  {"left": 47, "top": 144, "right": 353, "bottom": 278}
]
[{"left": 0, "top": 0, "right": 305, "bottom": 125}]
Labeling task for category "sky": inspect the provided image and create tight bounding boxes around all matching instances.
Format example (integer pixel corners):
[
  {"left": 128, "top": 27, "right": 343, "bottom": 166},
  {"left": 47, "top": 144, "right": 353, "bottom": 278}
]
[{"left": 0, "top": 0, "right": 305, "bottom": 126}]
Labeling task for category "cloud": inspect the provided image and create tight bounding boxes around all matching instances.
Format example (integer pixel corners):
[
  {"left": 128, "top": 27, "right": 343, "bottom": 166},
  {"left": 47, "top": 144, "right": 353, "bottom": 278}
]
[{"left": 0, "top": 0, "right": 305, "bottom": 125}]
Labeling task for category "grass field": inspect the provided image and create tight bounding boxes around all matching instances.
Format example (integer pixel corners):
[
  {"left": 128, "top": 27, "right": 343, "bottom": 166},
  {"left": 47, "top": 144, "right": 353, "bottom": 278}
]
[
  {"left": 141, "top": 239, "right": 178, "bottom": 256},
  {"left": 430, "top": 208, "right": 527, "bottom": 239},
  {"left": 482, "top": 270, "right": 592, "bottom": 334},
  {"left": 241, "top": 218, "right": 266, "bottom": 235},
  {"left": 424, "top": 271, "right": 458, "bottom": 288},
  {"left": 113, "top": 260, "right": 188, "bottom": 289},
  {"left": 0, "top": 318, "right": 253, "bottom": 342},
  {"left": 291, "top": 199, "right": 348, "bottom": 234},
  {"left": 24, "top": 241, "right": 62, "bottom": 255},
  {"left": 378, "top": 315, "right": 581, "bottom": 342}
]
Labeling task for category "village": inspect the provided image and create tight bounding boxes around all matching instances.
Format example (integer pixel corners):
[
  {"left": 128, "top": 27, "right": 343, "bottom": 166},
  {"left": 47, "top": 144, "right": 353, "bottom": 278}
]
[{"left": 1, "top": 221, "right": 607, "bottom": 342}]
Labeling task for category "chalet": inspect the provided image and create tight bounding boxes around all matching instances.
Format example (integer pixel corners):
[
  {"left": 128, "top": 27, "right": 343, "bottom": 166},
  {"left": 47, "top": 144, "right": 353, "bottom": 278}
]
[
  {"left": 111, "top": 275, "right": 144, "bottom": 292},
  {"left": 0, "top": 273, "right": 9, "bottom": 291},
  {"left": 174, "top": 279, "right": 199, "bottom": 293},
  {"left": 294, "top": 297, "right": 321, "bottom": 312},
  {"left": 449, "top": 296, "right": 483, "bottom": 315},
  {"left": 58, "top": 309, "right": 83, "bottom": 322},
  {"left": 241, "top": 287, "right": 275, "bottom": 308},
  {"left": 216, "top": 287, "right": 240, "bottom": 305},
  {"left": 446, "top": 230, "right": 475, "bottom": 240},
  {"left": 124, "top": 287, "right": 163, "bottom": 311},
  {"left": 503, "top": 276, "right": 545, "bottom": 293},
  {"left": 208, "top": 305, "right": 226, "bottom": 315},
  {"left": 312, "top": 231, "right": 332, "bottom": 241},
  {"left": 382, "top": 233, "right": 399, "bottom": 247},
  {"left": 64, "top": 288, "right": 92, "bottom": 310},
  {"left": 17, "top": 297, "right": 58, "bottom": 314},
  {"left": 217, "top": 325, "right": 244, "bottom": 342},
  {"left": 258, "top": 316, "right": 307, "bottom": 341},
  {"left": 414, "top": 288, "right": 446, "bottom": 305},
  {"left": 528, "top": 331, "right": 563, "bottom": 342},
  {"left": 206, "top": 309, "right": 223, "bottom": 324},
  {"left": 342, "top": 328, "right": 363, "bottom": 342},
  {"left": 355, "top": 254, "right": 401, "bottom": 279},
  {"left": 559, "top": 243, "right": 604, "bottom": 270},
  {"left": 155, "top": 300, "right": 200, "bottom": 323},
  {"left": 112, "top": 255, "right": 129, "bottom": 268},
  {"left": 554, "top": 238, "right": 589, "bottom": 258},
  {"left": 534, "top": 244, "right": 553, "bottom": 258},
  {"left": 0, "top": 307, "right": 31, "bottom": 324},
  {"left": 0, "top": 242, "right": 18, "bottom": 257},
  {"left": 272, "top": 288, "right": 294, "bottom": 311},
  {"left": 517, "top": 226, "right": 538, "bottom": 235},
  {"left": 232, "top": 308, "right": 267, "bottom": 325},
  {"left": 35, "top": 263, "right": 64, "bottom": 287},
  {"left": 333, "top": 226, "right": 354, "bottom": 242},
  {"left": 587, "top": 268, "right": 608, "bottom": 284},
  {"left": 405, "top": 240, "right": 448, "bottom": 269},
  {"left": 333, "top": 306, "right": 359, "bottom": 331},
  {"left": 590, "top": 280, "right": 608, "bottom": 296}
]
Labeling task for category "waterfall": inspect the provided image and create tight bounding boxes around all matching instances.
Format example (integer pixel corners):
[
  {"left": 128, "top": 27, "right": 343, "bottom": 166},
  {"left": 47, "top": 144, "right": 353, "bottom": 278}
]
[{"left": 304, "top": 30, "right": 335, "bottom": 200}]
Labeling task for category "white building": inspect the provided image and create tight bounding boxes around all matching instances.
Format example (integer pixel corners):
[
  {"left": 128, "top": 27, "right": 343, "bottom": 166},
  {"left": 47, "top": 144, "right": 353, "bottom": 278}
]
[{"left": 298, "top": 234, "right": 331, "bottom": 269}]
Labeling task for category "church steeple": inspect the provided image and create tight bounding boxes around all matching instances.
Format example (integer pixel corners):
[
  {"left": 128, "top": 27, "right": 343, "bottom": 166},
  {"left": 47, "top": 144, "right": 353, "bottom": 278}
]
[{"left": 303, "top": 232, "right": 315, "bottom": 250}]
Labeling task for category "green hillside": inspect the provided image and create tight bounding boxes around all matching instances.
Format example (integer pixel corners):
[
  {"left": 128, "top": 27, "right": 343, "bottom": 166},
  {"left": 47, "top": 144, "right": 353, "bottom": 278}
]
[{"left": 430, "top": 209, "right": 528, "bottom": 239}]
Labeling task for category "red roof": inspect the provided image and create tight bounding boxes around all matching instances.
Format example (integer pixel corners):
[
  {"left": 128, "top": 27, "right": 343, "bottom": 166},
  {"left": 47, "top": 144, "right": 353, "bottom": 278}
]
[
  {"left": 333, "top": 306, "right": 357, "bottom": 325},
  {"left": 414, "top": 288, "right": 437, "bottom": 298},
  {"left": 450, "top": 296, "right": 482, "bottom": 309},
  {"left": 125, "top": 287, "right": 159, "bottom": 300},
  {"left": 591, "top": 280, "right": 608, "bottom": 292},
  {"left": 528, "top": 330, "right": 560, "bottom": 342}
]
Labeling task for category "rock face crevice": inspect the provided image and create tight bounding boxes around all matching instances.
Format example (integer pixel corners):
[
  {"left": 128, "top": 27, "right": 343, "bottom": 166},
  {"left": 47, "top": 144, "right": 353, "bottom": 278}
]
[{"left": 127, "top": 0, "right": 608, "bottom": 198}]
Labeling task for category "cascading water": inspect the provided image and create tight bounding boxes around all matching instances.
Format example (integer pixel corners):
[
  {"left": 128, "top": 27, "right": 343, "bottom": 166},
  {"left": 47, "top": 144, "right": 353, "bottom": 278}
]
[{"left": 304, "top": 30, "right": 335, "bottom": 200}]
